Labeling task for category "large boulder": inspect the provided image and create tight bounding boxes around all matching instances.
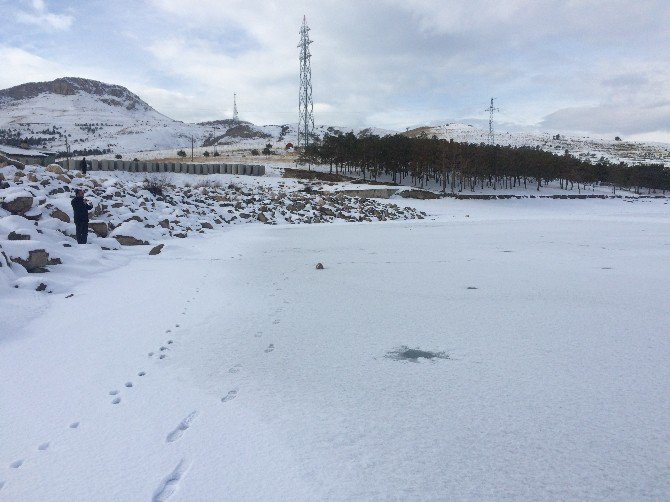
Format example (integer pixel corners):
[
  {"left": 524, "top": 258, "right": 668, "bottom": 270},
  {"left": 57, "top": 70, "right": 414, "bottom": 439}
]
[
  {"left": 10, "top": 249, "right": 50, "bottom": 272},
  {"left": 7, "top": 231, "right": 30, "bottom": 241},
  {"left": 1, "top": 194, "right": 33, "bottom": 215},
  {"left": 114, "top": 235, "right": 149, "bottom": 246},
  {"left": 45, "top": 164, "right": 65, "bottom": 175},
  {"left": 50, "top": 208, "right": 70, "bottom": 222},
  {"left": 89, "top": 221, "right": 109, "bottom": 237}
]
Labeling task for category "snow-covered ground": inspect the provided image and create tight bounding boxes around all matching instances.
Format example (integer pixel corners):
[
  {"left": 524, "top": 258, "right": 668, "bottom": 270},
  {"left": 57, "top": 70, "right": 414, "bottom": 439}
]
[{"left": 1, "top": 193, "right": 669, "bottom": 500}]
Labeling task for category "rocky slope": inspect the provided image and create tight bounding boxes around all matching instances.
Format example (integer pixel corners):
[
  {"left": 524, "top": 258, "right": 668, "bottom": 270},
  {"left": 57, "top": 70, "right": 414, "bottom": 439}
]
[{"left": 0, "top": 162, "right": 425, "bottom": 292}]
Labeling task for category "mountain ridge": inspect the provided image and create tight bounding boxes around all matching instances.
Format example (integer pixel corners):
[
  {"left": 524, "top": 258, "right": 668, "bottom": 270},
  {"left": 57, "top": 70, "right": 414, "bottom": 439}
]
[{"left": 0, "top": 77, "right": 668, "bottom": 165}]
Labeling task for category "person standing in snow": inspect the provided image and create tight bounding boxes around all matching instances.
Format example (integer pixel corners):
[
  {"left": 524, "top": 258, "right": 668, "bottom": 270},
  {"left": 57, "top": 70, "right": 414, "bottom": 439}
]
[
  {"left": 79, "top": 157, "right": 88, "bottom": 174},
  {"left": 71, "top": 189, "right": 93, "bottom": 244}
]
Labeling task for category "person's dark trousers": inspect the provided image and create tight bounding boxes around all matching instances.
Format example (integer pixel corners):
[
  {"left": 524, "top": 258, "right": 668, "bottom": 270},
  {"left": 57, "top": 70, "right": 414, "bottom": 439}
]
[{"left": 75, "top": 222, "right": 88, "bottom": 244}]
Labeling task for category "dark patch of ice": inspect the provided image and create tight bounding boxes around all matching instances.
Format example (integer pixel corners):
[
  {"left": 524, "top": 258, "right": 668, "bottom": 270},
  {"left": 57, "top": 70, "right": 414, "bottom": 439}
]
[{"left": 386, "top": 346, "right": 448, "bottom": 362}]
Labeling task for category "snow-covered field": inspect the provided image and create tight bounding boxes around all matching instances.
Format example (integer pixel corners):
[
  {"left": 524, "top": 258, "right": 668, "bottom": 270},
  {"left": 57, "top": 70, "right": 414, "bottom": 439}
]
[{"left": 1, "top": 192, "right": 669, "bottom": 500}]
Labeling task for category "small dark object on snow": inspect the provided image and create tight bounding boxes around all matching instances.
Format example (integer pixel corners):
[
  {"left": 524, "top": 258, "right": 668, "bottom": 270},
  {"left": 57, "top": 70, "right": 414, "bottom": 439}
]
[
  {"left": 36, "top": 283, "right": 47, "bottom": 291},
  {"left": 66, "top": 293, "right": 74, "bottom": 298},
  {"left": 467, "top": 286, "right": 478, "bottom": 290},
  {"left": 149, "top": 244, "right": 164, "bottom": 255},
  {"left": 386, "top": 346, "right": 448, "bottom": 362},
  {"left": 315, "top": 262, "right": 324, "bottom": 270}
]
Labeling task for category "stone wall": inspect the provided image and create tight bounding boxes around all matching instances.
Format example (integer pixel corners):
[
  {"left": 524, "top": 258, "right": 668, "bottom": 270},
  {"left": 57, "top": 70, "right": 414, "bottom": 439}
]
[{"left": 58, "top": 159, "right": 266, "bottom": 176}]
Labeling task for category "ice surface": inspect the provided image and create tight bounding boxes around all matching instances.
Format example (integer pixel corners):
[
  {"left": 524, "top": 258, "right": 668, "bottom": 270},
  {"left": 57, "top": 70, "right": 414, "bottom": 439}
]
[{"left": 0, "top": 194, "right": 669, "bottom": 500}]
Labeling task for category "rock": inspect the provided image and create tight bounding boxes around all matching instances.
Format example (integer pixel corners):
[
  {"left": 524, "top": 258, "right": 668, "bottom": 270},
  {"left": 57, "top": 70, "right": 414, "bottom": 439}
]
[
  {"left": 89, "top": 221, "right": 109, "bottom": 237},
  {"left": 398, "top": 189, "right": 441, "bottom": 200},
  {"left": 114, "top": 235, "right": 149, "bottom": 246},
  {"left": 7, "top": 231, "right": 30, "bottom": 240},
  {"left": 316, "top": 262, "right": 324, "bottom": 270},
  {"left": 36, "top": 283, "right": 47, "bottom": 292},
  {"left": 11, "top": 249, "right": 50, "bottom": 272},
  {"left": 201, "top": 222, "right": 213, "bottom": 229},
  {"left": 239, "top": 213, "right": 251, "bottom": 219},
  {"left": 46, "top": 164, "right": 64, "bottom": 175},
  {"left": 56, "top": 174, "right": 71, "bottom": 184},
  {"left": 27, "top": 173, "right": 38, "bottom": 182},
  {"left": 158, "top": 219, "right": 170, "bottom": 229},
  {"left": 149, "top": 244, "right": 164, "bottom": 255},
  {"left": 257, "top": 212, "right": 269, "bottom": 223},
  {"left": 173, "top": 232, "right": 187, "bottom": 238},
  {"left": 2, "top": 195, "right": 33, "bottom": 215},
  {"left": 51, "top": 208, "right": 70, "bottom": 222}
]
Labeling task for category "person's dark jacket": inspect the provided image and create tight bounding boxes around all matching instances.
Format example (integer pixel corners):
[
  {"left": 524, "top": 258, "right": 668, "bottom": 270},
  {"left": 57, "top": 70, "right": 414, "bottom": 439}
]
[
  {"left": 79, "top": 158, "right": 88, "bottom": 172},
  {"left": 71, "top": 196, "right": 93, "bottom": 224}
]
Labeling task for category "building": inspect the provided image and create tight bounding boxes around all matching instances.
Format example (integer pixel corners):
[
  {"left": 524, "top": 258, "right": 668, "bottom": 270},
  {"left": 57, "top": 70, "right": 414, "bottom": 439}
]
[{"left": 0, "top": 145, "right": 57, "bottom": 166}]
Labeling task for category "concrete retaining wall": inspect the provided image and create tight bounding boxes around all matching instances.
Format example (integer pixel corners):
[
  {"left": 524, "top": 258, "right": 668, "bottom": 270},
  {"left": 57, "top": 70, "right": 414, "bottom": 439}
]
[{"left": 58, "top": 159, "right": 265, "bottom": 177}]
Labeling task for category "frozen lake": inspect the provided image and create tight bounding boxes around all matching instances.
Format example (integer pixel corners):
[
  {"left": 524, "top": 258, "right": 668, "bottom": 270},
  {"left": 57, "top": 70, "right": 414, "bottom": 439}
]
[{"left": 1, "top": 198, "right": 669, "bottom": 500}]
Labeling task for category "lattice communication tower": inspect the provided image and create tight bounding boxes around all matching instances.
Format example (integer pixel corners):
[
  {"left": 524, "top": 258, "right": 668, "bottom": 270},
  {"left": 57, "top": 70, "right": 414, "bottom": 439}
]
[
  {"left": 298, "top": 15, "right": 314, "bottom": 148},
  {"left": 485, "top": 98, "right": 500, "bottom": 145}
]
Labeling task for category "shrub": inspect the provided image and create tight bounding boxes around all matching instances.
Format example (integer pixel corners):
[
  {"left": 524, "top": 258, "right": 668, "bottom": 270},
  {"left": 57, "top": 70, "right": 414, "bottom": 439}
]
[
  {"left": 133, "top": 158, "right": 140, "bottom": 162},
  {"left": 251, "top": 149, "right": 260, "bottom": 156},
  {"left": 115, "top": 154, "right": 122, "bottom": 159},
  {"left": 203, "top": 151, "right": 210, "bottom": 157},
  {"left": 213, "top": 151, "right": 221, "bottom": 157},
  {"left": 177, "top": 150, "right": 187, "bottom": 158},
  {"left": 143, "top": 174, "right": 172, "bottom": 197},
  {"left": 194, "top": 179, "right": 222, "bottom": 188}
]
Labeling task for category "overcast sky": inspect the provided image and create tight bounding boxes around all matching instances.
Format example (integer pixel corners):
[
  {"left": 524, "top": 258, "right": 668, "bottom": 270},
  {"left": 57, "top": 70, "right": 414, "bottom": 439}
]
[{"left": 1, "top": 0, "right": 669, "bottom": 142}]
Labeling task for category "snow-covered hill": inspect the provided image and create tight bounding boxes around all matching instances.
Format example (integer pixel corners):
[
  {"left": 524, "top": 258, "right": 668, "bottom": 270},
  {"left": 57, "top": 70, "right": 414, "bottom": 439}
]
[
  {"left": 1, "top": 77, "right": 668, "bottom": 166},
  {"left": 0, "top": 78, "right": 393, "bottom": 156},
  {"left": 406, "top": 123, "right": 670, "bottom": 166}
]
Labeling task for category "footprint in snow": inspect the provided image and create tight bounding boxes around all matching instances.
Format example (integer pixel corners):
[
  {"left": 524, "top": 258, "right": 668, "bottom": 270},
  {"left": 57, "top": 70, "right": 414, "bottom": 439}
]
[
  {"left": 10, "top": 459, "right": 23, "bottom": 468},
  {"left": 228, "top": 364, "right": 242, "bottom": 373},
  {"left": 264, "top": 344, "right": 275, "bottom": 353},
  {"left": 152, "top": 459, "right": 189, "bottom": 502},
  {"left": 166, "top": 412, "right": 197, "bottom": 443},
  {"left": 221, "top": 390, "right": 238, "bottom": 403},
  {"left": 138, "top": 371, "right": 146, "bottom": 377},
  {"left": 112, "top": 397, "right": 121, "bottom": 404},
  {"left": 125, "top": 382, "right": 133, "bottom": 388},
  {"left": 69, "top": 422, "right": 79, "bottom": 429},
  {"left": 38, "top": 442, "right": 50, "bottom": 451},
  {"left": 159, "top": 354, "right": 166, "bottom": 360},
  {"left": 109, "top": 390, "right": 119, "bottom": 395},
  {"left": 167, "top": 340, "right": 173, "bottom": 344}
]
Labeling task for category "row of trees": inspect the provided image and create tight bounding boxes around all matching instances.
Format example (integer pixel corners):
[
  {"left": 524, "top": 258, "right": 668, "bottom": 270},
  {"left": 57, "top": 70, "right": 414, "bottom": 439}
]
[{"left": 298, "top": 133, "right": 670, "bottom": 194}]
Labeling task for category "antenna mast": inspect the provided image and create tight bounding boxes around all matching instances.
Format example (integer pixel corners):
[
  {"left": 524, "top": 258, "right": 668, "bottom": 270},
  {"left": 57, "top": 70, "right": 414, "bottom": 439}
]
[
  {"left": 485, "top": 98, "right": 500, "bottom": 145},
  {"left": 298, "top": 15, "right": 314, "bottom": 148},
  {"left": 233, "top": 93, "right": 239, "bottom": 123}
]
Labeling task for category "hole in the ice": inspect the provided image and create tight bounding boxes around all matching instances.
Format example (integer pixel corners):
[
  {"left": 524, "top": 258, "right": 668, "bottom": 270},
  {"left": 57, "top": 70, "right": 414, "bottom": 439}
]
[{"left": 386, "top": 346, "right": 448, "bottom": 362}]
